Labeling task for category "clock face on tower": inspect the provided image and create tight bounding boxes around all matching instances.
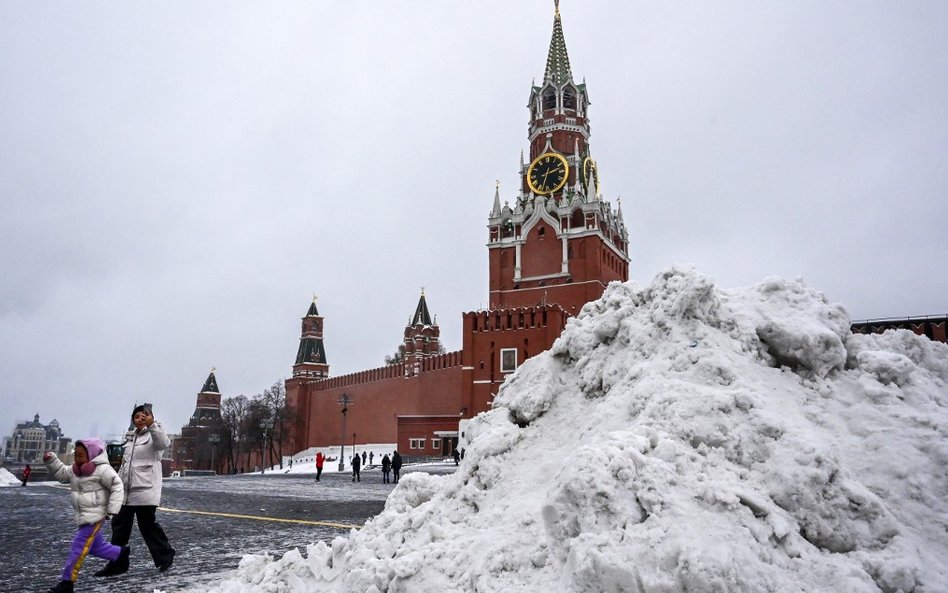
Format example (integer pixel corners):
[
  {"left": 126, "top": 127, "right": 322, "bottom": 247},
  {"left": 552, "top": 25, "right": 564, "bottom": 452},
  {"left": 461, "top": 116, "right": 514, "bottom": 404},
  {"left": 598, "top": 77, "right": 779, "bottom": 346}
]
[
  {"left": 527, "top": 152, "right": 569, "bottom": 195},
  {"left": 583, "top": 157, "right": 599, "bottom": 192}
]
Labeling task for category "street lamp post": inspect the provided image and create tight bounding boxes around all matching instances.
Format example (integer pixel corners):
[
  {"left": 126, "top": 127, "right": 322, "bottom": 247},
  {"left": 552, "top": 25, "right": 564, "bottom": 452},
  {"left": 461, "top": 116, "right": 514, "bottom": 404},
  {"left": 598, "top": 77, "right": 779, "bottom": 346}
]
[
  {"left": 260, "top": 419, "right": 274, "bottom": 474},
  {"left": 208, "top": 433, "right": 220, "bottom": 474},
  {"left": 337, "top": 394, "right": 352, "bottom": 472}
]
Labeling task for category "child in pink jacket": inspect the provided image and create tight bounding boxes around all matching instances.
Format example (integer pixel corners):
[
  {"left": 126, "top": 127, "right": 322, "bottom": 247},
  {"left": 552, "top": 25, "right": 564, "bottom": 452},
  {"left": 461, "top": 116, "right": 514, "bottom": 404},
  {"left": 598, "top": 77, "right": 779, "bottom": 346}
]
[{"left": 44, "top": 438, "right": 129, "bottom": 593}]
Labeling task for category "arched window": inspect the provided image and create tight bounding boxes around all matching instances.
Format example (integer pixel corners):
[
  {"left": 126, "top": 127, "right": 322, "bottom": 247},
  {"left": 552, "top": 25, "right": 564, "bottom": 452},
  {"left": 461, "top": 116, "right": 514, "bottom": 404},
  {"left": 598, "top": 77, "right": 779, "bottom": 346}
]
[
  {"left": 542, "top": 86, "right": 557, "bottom": 110},
  {"left": 563, "top": 86, "right": 577, "bottom": 110},
  {"left": 501, "top": 219, "right": 514, "bottom": 239}
]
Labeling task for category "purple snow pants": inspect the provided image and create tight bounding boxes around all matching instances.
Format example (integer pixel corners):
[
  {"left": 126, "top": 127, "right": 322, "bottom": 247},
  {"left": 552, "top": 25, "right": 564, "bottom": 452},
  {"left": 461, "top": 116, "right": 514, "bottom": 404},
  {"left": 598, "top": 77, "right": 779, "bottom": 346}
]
[{"left": 61, "top": 520, "right": 122, "bottom": 582}]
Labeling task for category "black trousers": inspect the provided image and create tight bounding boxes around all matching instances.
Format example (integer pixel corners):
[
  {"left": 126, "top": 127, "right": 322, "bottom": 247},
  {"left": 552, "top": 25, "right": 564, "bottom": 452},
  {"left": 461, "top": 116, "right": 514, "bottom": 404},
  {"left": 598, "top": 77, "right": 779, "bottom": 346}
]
[{"left": 110, "top": 505, "right": 175, "bottom": 567}]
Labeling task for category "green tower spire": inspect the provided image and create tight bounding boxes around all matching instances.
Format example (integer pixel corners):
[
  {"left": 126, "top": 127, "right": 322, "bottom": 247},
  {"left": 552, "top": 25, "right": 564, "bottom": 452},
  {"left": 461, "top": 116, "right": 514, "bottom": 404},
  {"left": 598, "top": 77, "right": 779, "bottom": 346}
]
[{"left": 544, "top": 0, "right": 573, "bottom": 84}]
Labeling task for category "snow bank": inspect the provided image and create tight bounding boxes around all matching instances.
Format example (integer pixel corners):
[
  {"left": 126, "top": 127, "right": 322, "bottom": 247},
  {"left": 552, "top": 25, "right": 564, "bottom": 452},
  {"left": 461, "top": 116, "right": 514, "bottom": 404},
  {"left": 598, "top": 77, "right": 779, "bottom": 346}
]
[
  {"left": 0, "top": 467, "right": 23, "bottom": 487},
  {"left": 178, "top": 267, "right": 948, "bottom": 593}
]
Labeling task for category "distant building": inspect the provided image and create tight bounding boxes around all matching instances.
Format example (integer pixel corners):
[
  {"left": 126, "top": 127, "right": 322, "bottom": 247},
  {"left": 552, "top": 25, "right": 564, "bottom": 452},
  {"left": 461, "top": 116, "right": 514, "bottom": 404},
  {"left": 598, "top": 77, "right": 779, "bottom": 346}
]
[
  {"left": 4, "top": 414, "right": 71, "bottom": 463},
  {"left": 172, "top": 371, "right": 228, "bottom": 473},
  {"left": 851, "top": 315, "right": 947, "bottom": 343}
]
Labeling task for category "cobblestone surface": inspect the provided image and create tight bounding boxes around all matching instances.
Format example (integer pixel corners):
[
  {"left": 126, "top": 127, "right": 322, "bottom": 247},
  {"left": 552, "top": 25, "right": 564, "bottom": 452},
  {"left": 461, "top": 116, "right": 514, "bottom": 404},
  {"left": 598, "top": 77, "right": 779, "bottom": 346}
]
[{"left": 0, "top": 465, "right": 455, "bottom": 593}]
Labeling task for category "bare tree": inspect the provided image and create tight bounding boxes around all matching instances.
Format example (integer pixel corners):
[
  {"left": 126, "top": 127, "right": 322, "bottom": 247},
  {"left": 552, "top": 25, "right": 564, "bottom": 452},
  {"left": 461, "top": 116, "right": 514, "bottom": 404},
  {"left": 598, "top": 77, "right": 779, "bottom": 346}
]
[
  {"left": 242, "top": 399, "right": 269, "bottom": 471},
  {"left": 261, "top": 380, "right": 300, "bottom": 469},
  {"left": 385, "top": 344, "right": 406, "bottom": 365},
  {"left": 220, "top": 394, "right": 249, "bottom": 473},
  {"left": 219, "top": 380, "right": 298, "bottom": 472}
]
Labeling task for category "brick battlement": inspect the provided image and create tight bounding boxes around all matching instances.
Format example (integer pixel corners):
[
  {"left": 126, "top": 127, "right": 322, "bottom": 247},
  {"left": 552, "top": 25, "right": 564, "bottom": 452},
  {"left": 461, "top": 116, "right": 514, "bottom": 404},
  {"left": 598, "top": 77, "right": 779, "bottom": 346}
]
[
  {"left": 464, "top": 304, "right": 569, "bottom": 333},
  {"left": 310, "top": 350, "right": 464, "bottom": 390}
]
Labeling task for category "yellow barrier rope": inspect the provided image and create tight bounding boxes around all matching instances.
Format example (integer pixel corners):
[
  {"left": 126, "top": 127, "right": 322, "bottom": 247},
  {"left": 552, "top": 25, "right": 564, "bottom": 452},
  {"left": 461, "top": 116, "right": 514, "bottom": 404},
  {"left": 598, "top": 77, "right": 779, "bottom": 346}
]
[{"left": 158, "top": 506, "right": 361, "bottom": 530}]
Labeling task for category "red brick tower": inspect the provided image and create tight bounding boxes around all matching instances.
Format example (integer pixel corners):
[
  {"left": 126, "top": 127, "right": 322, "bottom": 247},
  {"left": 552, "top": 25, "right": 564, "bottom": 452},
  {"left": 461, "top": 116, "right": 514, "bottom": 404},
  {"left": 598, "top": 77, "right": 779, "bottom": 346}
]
[
  {"left": 172, "top": 370, "right": 227, "bottom": 472},
  {"left": 285, "top": 297, "right": 330, "bottom": 451},
  {"left": 403, "top": 290, "right": 441, "bottom": 375},
  {"left": 292, "top": 297, "right": 329, "bottom": 380},
  {"left": 487, "top": 1, "right": 629, "bottom": 315},
  {"left": 463, "top": 1, "right": 628, "bottom": 417}
]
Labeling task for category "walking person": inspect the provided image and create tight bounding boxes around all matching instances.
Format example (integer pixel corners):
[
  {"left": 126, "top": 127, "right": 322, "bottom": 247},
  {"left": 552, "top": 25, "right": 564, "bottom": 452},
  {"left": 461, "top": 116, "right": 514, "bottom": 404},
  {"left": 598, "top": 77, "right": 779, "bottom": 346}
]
[
  {"left": 453, "top": 448, "right": 460, "bottom": 466},
  {"left": 95, "top": 404, "right": 176, "bottom": 577},
  {"left": 351, "top": 452, "right": 361, "bottom": 482},
  {"left": 392, "top": 450, "right": 402, "bottom": 484},
  {"left": 369, "top": 452, "right": 374, "bottom": 466},
  {"left": 361, "top": 451, "right": 367, "bottom": 467},
  {"left": 43, "top": 439, "right": 129, "bottom": 593},
  {"left": 20, "top": 463, "right": 31, "bottom": 486},
  {"left": 314, "top": 451, "right": 325, "bottom": 482},
  {"left": 381, "top": 454, "right": 391, "bottom": 484}
]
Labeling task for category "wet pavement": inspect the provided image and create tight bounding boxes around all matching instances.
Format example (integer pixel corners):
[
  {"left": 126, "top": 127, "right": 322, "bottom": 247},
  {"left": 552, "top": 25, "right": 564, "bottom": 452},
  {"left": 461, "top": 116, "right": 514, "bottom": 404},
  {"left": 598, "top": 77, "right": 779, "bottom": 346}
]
[{"left": 0, "top": 464, "right": 456, "bottom": 593}]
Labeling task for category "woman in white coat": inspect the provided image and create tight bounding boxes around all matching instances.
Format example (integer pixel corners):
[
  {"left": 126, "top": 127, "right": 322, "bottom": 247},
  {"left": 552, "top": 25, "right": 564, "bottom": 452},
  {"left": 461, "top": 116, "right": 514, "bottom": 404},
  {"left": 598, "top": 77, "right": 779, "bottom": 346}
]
[{"left": 94, "top": 404, "right": 176, "bottom": 577}]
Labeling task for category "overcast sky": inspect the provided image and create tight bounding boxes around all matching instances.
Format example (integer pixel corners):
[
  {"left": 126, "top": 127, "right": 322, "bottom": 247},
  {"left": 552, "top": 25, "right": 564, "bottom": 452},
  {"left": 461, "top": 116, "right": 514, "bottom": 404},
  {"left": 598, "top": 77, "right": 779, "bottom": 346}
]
[{"left": 2, "top": 1, "right": 946, "bottom": 443}]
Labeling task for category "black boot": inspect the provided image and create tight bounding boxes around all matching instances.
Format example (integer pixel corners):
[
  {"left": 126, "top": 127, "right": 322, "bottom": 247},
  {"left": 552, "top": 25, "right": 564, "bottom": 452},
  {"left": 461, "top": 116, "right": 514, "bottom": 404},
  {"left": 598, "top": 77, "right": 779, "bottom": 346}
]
[
  {"left": 93, "top": 546, "right": 130, "bottom": 577},
  {"left": 156, "top": 548, "right": 175, "bottom": 573},
  {"left": 47, "top": 581, "right": 74, "bottom": 593}
]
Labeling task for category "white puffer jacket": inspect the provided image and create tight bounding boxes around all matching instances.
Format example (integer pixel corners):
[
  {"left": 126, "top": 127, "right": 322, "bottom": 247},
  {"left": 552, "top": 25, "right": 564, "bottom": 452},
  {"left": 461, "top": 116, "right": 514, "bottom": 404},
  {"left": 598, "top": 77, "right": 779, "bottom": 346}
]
[
  {"left": 118, "top": 422, "right": 170, "bottom": 506},
  {"left": 46, "top": 452, "right": 124, "bottom": 525}
]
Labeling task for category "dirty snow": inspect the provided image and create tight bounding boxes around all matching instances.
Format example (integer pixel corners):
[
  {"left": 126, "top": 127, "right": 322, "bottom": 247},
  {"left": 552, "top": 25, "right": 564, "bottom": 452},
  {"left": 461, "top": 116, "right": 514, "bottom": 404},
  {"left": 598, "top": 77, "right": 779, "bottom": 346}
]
[
  {"left": 171, "top": 267, "right": 948, "bottom": 593},
  {"left": 0, "top": 467, "right": 23, "bottom": 487}
]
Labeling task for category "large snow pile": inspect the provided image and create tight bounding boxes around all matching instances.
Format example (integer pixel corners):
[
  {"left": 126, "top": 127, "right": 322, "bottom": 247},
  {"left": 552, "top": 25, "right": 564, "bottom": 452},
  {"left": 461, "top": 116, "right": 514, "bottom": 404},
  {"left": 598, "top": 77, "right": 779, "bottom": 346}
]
[
  {"left": 0, "top": 467, "right": 23, "bottom": 487},
  {"left": 183, "top": 267, "right": 948, "bottom": 593}
]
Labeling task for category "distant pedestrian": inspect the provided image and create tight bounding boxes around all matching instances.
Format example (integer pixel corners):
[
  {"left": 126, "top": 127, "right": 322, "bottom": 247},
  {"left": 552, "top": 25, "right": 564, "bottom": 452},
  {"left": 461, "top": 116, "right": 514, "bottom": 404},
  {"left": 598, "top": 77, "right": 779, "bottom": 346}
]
[
  {"left": 315, "top": 452, "right": 325, "bottom": 482},
  {"left": 452, "top": 449, "right": 460, "bottom": 466},
  {"left": 43, "top": 439, "right": 128, "bottom": 593},
  {"left": 381, "top": 454, "right": 391, "bottom": 483},
  {"left": 351, "top": 453, "right": 361, "bottom": 482},
  {"left": 392, "top": 450, "right": 402, "bottom": 484},
  {"left": 95, "top": 403, "right": 175, "bottom": 577},
  {"left": 369, "top": 452, "right": 374, "bottom": 466},
  {"left": 362, "top": 451, "right": 367, "bottom": 466},
  {"left": 20, "top": 463, "right": 31, "bottom": 486}
]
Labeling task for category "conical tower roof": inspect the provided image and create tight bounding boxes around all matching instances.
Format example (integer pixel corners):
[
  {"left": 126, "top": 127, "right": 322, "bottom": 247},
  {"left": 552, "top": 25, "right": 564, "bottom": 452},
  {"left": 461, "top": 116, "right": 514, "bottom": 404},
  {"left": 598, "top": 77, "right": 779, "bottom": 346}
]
[
  {"left": 411, "top": 291, "right": 433, "bottom": 326},
  {"left": 306, "top": 295, "right": 319, "bottom": 317},
  {"left": 544, "top": 1, "right": 573, "bottom": 84},
  {"left": 201, "top": 370, "right": 220, "bottom": 394}
]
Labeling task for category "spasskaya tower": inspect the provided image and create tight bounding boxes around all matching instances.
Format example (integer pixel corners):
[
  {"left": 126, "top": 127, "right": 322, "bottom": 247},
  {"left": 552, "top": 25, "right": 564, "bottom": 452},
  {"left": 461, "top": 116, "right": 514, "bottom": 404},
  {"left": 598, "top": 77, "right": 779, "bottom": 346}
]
[{"left": 487, "top": 0, "right": 629, "bottom": 314}]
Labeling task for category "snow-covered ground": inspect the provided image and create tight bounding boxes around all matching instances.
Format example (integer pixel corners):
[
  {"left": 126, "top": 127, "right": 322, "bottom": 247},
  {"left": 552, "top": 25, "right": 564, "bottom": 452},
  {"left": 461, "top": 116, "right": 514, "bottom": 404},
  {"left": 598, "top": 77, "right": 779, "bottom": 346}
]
[
  {"left": 280, "top": 444, "right": 398, "bottom": 475},
  {"left": 0, "top": 467, "right": 22, "bottom": 487},
  {"left": 168, "top": 267, "right": 948, "bottom": 593}
]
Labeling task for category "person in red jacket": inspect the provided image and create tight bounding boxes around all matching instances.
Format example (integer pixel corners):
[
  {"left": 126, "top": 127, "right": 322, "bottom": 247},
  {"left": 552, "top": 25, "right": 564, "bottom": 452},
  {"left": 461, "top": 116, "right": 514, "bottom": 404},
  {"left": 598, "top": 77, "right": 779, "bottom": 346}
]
[
  {"left": 21, "top": 463, "right": 31, "bottom": 486},
  {"left": 314, "top": 452, "right": 325, "bottom": 482}
]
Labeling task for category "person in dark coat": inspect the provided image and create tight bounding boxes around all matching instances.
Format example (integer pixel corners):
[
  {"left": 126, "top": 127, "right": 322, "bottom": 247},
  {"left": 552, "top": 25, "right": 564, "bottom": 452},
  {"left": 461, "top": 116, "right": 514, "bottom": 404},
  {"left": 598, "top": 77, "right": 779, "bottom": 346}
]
[
  {"left": 452, "top": 449, "right": 460, "bottom": 466},
  {"left": 351, "top": 453, "right": 361, "bottom": 482},
  {"left": 381, "top": 454, "right": 391, "bottom": 484},
  {"left": 361, "top": 451, "right": 367, "bottom": 466},
  {"left": 21, "top": 463, "right": 31, "bottom": 486},
  {"left": 391, "top": 450, "right": 402, "bottom": 484}
]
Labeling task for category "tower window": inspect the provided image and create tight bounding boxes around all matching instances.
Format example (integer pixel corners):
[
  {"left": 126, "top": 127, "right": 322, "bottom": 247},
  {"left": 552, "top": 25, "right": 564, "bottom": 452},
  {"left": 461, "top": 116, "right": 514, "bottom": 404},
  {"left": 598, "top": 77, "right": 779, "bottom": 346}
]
[
  {"left": 542, "top": 87, "right": 556, "bottom": 110},
  {"left": 563, "top": 87, "right": 577, "bottom": 110},
  {"left": 500, "top": 348, "right": 518, "bottom": 373}
]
